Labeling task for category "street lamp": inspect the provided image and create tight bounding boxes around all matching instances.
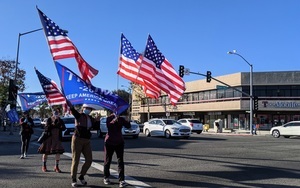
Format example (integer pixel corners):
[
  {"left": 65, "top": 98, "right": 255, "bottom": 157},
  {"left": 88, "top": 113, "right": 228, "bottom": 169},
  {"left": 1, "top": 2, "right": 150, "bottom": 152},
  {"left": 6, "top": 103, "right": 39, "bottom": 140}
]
[
  {"left": 15, "top": 28, "right": 43, "bottom": 81},
  {"left": 10, "top": 28, "right": 43, "bottom": 135},
  {"left": 227, "top": 50, "right": 253, "bottom": 135}
]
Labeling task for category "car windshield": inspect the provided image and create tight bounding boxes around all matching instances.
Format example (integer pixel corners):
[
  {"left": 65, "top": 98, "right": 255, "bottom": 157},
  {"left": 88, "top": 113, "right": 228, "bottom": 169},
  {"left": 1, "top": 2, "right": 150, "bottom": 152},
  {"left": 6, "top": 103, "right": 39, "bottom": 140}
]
[
  {"left": 163, "top": 119, "right": 176, "bottom": 125},
  {"left": 62, "top": 118, "right": 75, "bottom": 124},
  {"left": 189, "top": 119, "right": 201, "bottom": 123}
]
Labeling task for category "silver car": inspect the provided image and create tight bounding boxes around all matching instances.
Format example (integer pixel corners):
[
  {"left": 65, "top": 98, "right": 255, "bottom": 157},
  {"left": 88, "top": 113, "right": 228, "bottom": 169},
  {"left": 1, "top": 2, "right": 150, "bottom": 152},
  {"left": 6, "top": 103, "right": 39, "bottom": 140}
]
[
  {"left": 143, "top": 118, "right": 191, "bottom": 139},
  {"left": 97, "top": 117, "right": 139, "bottom": 138},
  {"left": 177, "top": 119, "right": 203, "bottom": 134},
  {"left": 61, "top": 116, "right": 75, "bottom": 140}
]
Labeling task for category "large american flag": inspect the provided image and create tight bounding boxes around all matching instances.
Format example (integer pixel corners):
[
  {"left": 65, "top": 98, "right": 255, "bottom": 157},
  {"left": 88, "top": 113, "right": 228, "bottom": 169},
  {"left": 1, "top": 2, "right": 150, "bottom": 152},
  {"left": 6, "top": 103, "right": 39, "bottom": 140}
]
[
  {"left": 117, "top": 34, "right": 160, "bottom": 98},
  {"left": 140, "top": 35, "right": 185, "bottom": 105},
  {"left": 35, "top": 68, "right": 66, "bottom": 106},
  {"left": 37, "top": 8, "right": 98, "bottom": 83}
]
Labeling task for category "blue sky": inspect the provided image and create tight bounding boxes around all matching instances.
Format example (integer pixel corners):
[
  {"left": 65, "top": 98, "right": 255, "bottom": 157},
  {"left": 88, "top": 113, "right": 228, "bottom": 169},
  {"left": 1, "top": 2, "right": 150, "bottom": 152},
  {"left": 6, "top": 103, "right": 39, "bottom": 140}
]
[{"left": 1, "top": 0, "right": 300, "bottom": 93}]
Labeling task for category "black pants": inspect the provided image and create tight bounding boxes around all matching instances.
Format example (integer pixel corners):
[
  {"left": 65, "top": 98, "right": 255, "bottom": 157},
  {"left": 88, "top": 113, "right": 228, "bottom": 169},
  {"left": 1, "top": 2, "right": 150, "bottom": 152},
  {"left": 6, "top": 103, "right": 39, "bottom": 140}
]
[
  {"left": 103, "top": 143, "right": 125, "bottom": 181},
  {"left": 21, "top": 134, "right": 31, "bottom": 155}
]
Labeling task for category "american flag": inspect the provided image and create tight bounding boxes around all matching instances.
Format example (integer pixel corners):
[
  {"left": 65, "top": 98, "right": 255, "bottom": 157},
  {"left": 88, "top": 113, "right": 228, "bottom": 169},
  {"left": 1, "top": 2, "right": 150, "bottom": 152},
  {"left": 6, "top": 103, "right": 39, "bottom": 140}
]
[
  {"left": 140, "top": 35, "right": 185, "bottom": 105},
  {"left": 35, "top": 68, "right": 67, "bottom": 106},
  {"left": 37, "top": 8, "right": 98, "bottom": 83},
  {"left": 117, "top": 34, "right": 160, "bottom": 98}
]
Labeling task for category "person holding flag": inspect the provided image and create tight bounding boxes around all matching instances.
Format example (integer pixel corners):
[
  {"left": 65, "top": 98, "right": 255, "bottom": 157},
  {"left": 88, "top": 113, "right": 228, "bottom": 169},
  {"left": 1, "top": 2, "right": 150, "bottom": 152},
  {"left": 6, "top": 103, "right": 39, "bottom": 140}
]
[
  {"left": 103, "top": 112, "right": 131, "bottom": 187},
  {"left": 66, "top": 100, "right": 100, "bottom": 187}
]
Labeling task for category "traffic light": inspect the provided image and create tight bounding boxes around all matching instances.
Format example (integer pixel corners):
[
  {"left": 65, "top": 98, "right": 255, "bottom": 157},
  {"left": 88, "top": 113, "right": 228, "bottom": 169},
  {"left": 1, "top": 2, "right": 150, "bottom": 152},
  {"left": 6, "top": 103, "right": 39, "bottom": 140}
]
[
  {"left": 253, "top": 96, "right": 259, "bottom": 111},
  {"left": 179, "top": 65, "right": 185, "bottom": 78},
  {"left": 8, "top": 79, "right": 18, "bottom": 102},
  {"left": 206, "top": 71, "right": 212, "bottom": 83}
]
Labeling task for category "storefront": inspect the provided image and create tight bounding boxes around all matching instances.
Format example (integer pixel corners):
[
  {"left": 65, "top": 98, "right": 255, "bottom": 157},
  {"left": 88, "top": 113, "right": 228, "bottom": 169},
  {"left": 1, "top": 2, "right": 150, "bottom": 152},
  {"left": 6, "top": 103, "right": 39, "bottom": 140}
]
[{"left": 133, "top": 71, "right": 300, "bottom": 131}]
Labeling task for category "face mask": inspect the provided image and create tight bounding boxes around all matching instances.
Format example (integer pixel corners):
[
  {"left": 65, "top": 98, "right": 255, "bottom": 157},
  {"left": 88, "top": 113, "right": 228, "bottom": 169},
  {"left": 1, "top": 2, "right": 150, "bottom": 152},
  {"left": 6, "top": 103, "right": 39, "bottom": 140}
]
[
  {"left": 53, "top": 111, "right": 59, "bottom": 117},
  {"left": 83, "top": 109, "right": 91, "bottom": 115}
]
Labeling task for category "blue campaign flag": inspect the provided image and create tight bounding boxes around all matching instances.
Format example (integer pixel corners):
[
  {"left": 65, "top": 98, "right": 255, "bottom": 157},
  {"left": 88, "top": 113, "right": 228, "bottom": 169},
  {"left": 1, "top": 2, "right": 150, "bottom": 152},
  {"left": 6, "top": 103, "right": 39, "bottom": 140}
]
[
  {"left": 54, "top": 61, "right": 129, "bottom": 115},
  {"left": 18, "top": 92, "right": 47, "bottom": 111},
  {"left": 7, "top": 108, "right": 19, "bottom": 123}
]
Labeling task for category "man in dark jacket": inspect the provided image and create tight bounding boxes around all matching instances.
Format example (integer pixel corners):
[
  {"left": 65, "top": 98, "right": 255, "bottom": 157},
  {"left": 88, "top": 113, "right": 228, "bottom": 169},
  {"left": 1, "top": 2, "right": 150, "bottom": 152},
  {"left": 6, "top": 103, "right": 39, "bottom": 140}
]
[
  {"left": 103, "top": 112, "right": 131, "bottom": 187},
  {"left": 66, "top": 101, "right": 100, "bottom": 187}
]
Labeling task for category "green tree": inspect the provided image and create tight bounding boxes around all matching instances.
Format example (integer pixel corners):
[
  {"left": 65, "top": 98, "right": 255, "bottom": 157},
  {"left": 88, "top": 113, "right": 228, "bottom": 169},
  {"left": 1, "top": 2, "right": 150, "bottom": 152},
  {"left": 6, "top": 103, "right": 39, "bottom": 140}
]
[{"left": 0, "top": 59, "right": 26, "bottom": 108}]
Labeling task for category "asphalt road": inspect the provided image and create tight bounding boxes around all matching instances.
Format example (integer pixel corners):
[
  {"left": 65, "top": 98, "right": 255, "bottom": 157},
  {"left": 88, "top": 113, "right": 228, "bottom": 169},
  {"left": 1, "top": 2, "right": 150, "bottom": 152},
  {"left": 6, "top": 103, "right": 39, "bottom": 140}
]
[{"left": 0, "top": 128, "right": 300, "bottom": 188}]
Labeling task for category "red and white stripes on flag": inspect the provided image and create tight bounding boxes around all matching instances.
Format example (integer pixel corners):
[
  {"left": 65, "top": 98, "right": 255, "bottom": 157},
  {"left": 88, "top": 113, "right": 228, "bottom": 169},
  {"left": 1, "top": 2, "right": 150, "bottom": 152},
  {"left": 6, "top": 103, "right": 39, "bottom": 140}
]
[
  {"left": 139, "top": 35, "right": 185, "bottom": 105},
  {"left": 35, "top": 68, "right": 66, "bottom": 106},
  {"left": 37, "top": 8, "right": 98, "bottom": 83},
  {"left": 117, "top": 34, "right": 160, "bottom": 98}
]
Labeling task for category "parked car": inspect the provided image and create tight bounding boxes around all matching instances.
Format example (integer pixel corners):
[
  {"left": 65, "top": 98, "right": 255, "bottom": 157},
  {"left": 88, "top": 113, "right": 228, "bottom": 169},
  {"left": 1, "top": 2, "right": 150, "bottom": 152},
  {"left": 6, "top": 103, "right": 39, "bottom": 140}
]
[
  {"left": 97, "top": 117, "right": 108, "bottom": 138},
  {"left": 97, "top": 117, "right": 140, "bottom": 138},
  {"left": 143, "top": 118, "right": 191, "bottom": 139},
  {"left": 32, "top": 118, "right": 42, "bottom": 127},
  {"left": 177, "top": 119, "right": 203, "bottom": 134},
  {"left": 270, "top": 121, "right": 300, "bottom": 138},
  {"left": 122, "top": 121, "right": 140, "bottom": 138},
  {"left": 131, "top": 120, "right": 144, "bottom": 132},
  {"left": 61, "top": 116, "right": 75, "bottom": 140}
]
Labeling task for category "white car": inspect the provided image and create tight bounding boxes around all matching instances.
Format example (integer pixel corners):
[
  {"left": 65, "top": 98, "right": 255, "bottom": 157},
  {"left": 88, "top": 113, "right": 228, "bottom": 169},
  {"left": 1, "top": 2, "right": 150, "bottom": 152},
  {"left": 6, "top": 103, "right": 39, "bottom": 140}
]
[
  {"left": 32, "top": 118, "right": 42, "bottom": 127},
  {"left": 270, "top": 121, "right": 300, "bottom": 138},
  {"left": 97, "top": 117, "right": 139, "bottom": 138},
  {"left": 97, "top": 117, "right": 108, "bottom": 138},
  {"left": 143, "top": 118, "right": 191, "bottom": 139},
  {"left": 177, "top": 119, "right": 203, "bottom": 134},
  {"left": 61, "top": 116, "right": 75, "bottom": 140}
]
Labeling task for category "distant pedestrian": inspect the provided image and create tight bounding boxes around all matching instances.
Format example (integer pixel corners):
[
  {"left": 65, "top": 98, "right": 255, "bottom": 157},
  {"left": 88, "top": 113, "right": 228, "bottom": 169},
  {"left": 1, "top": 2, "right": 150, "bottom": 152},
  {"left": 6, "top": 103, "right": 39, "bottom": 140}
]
[
  {"left": 66, "top": 101, "right": 100, "bottom": 187},
  {"left": 38, "top": 108, "right": 66, "bottom": 173},
  {"left": 19, "top": 112, "right": 34, "bottom": 159},
  {"left": 252, "top": 124, "right": 257, "bottom": 135},
  {"left": 103, "top": 112, "right": 131, "bottom": 188}
]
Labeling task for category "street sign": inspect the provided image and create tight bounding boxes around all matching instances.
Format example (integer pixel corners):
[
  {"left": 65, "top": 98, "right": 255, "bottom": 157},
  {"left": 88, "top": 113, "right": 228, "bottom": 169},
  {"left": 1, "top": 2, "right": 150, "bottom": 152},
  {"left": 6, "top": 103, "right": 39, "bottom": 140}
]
[
  {"left": 216, "top": 85, "right": 228, "bottom": 90},
  {"left": 184, "top": 68, "right": 190, "bottom": 75}
]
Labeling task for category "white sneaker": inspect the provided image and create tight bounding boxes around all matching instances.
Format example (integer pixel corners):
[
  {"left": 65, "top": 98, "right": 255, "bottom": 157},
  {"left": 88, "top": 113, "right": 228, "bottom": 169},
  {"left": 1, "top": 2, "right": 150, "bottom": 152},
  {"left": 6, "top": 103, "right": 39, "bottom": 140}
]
[
  {"left": 119, "top": 181, "right": 129, "bottom": 187},
  {"left": 24, "top": 153, "right": 27, "bottom": 157},
  {"left": 71, "top": 182, "right": 77, "bottom": 187},
  {"left": 20, "top": 155, "right": 24, "bottom": 159},
  {"left": 103, "top": 178, "right": 111, "bottom": 185}
]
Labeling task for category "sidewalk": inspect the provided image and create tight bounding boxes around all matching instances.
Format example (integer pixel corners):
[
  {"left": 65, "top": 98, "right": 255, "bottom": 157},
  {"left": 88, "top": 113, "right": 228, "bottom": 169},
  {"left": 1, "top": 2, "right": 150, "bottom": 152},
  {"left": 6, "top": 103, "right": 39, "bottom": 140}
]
[
  {"left": 0, "top": 126, "right": 21, "bottom": 143},
  {"left": 202, "top": 129, "right": 270, "bottom": 136}
]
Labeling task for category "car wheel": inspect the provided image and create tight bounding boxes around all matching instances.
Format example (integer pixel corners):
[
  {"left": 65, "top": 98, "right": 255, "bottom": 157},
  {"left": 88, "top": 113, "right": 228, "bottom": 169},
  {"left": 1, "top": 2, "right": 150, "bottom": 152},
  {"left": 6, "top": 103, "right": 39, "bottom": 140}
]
[
  {"left": 97, "top": 130, "right": 103, "bottom": 138},
  {"left": 145, "top": 129, "right": 151, "bottom": 137},
  {"left": 165, "top": 130, "right": 171, "bottom": 139},
  {"left": 197, "top": 131, "right": 202, "bottom": 134},
  {"left": 272, "top": 130, "right": 280, "bottom": 138}
]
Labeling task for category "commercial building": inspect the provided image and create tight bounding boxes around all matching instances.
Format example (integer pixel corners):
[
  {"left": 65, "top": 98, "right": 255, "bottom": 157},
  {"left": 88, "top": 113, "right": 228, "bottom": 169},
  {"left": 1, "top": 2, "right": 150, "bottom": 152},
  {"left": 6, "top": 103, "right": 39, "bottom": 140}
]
[{"left": 132, "top": 71, "right": 300, "bottom": 131}]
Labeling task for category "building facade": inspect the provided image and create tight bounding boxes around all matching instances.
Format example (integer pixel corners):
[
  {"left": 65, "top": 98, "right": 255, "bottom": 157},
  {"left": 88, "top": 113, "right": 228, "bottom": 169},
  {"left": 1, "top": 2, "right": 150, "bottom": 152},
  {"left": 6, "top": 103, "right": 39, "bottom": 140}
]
[{"left": 131, "top": 71, "right": 300, "bottom": 130}]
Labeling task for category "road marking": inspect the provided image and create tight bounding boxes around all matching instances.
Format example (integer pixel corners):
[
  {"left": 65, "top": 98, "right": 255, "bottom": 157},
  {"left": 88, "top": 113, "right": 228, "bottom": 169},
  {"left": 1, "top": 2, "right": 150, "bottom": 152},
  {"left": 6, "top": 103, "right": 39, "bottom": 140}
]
[{"left": 63, "top": 152, "right": 151, "bottom": 188}]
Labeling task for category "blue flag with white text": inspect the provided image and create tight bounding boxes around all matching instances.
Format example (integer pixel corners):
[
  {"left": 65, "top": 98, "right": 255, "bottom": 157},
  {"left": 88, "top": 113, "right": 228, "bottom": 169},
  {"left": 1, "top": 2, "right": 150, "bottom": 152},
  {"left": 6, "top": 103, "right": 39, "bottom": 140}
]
[
  {"left": 54, "top": 61, "right": 129, "bottom": 114},
  {"left": 18, "top": 92, "right": 47, "bottom": 111}
]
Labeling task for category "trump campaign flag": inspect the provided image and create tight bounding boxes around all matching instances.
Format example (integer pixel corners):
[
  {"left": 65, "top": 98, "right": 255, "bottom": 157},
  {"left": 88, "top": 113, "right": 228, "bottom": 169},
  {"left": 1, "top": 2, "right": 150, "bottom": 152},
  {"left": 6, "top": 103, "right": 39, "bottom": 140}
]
[
  {"left": 18, "top": 92, "right": 47, "bottom": 111},
  {"left": 55, "top": 61, "right": 129, "bottom": 114},
  {"left": 37, "top": 7, "right": 98, "bottom": 84},
  {"left": 140, "top": 35, "right": 185, "bottom": 105}
]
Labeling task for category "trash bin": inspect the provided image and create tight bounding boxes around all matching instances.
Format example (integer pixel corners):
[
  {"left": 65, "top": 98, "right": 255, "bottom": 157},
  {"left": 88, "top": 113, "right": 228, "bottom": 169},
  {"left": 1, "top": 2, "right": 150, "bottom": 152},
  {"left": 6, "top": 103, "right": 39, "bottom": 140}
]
[{"left": 203, "top": 124, "right": 209, "bottom": 132}]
